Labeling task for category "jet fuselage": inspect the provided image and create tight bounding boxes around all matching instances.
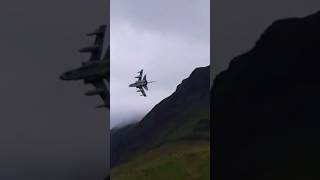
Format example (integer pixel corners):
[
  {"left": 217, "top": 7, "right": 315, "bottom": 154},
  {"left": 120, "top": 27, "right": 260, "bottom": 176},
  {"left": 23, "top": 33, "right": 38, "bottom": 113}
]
[
  {"left": 129, "top": 80, "right": 147, "bottom": 88},
  {"left": 60, "top": 24, "right": 109, "bottom": 108},
  {"left": 60, "top": 60, "right": 109, "bottom": 83}
]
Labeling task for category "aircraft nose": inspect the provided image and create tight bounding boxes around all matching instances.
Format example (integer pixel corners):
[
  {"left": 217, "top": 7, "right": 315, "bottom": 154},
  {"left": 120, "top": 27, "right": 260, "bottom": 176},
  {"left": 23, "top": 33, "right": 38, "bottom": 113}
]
[{"left": 60, "top": 74, "right": 66, "bottom": 80}]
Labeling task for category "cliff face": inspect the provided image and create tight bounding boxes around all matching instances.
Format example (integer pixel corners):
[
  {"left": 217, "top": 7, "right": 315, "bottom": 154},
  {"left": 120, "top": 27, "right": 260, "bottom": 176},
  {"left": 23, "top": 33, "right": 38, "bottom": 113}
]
[
  {"left": 213, "top": 11, "right": 320, "bottom": 179},
  {"left": 111, "top": 66, "right": 210, "bottom": 167}
]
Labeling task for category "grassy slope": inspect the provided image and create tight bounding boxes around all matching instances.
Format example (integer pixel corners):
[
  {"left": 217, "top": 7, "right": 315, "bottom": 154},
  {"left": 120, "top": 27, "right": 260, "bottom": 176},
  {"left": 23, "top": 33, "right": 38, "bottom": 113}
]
[
  {"left": 111, "top": 101, "right": 210, "bottom": 179},
  {"left": 113, "top": 107, "right": 210, "bottom": 165},
  {"left": 111, "top": 141, "right": 210, "bottom": 180}
]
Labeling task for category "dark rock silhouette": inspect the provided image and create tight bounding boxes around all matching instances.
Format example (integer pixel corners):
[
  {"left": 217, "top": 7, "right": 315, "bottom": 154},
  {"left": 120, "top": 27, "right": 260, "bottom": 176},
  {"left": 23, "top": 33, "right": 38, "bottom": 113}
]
[
  {"left": 111, "top": 66, "right": 210, "bottom": 168},
  {"left": 213, "top": 10, "right": 320, "bottom": 179}
]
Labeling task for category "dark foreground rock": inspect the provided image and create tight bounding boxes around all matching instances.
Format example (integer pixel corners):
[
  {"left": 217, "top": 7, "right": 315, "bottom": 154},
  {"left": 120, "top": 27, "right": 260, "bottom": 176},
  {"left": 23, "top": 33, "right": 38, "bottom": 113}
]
[{"left": 213, "top": 10, "right": 320, "bottom": 180}]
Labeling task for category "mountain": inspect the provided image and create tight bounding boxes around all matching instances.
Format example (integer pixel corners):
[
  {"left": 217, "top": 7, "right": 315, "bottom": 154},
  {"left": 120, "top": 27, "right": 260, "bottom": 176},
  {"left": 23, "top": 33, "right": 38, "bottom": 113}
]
[
  {"left": 213, "top": 10, "right": 320, "bottom": 179},
  {"left": 111, "top": 65, "right": 210, "bottom": 179}
]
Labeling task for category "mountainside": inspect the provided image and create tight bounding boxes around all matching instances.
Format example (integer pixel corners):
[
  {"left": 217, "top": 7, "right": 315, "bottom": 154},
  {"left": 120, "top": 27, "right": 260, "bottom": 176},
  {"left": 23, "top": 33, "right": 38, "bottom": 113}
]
[
  {"left": 111, "top": 140, "right": 210, "bottom": 180},
  {"left": 213, "top": 11, "right": 320, "bottom": 179},
  {"left": 111, "top": 65, "right": 210, "bottom": 168}
]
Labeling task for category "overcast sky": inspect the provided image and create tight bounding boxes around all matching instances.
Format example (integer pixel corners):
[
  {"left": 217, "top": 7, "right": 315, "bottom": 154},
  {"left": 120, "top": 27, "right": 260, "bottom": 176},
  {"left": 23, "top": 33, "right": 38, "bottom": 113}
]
[
  {"left": 110, "top": 0, "right": 210, "bottom": 128},
  {"left": 213, "top": 0, "right": 320, "bottom": 76},
  {"left": 0, "top": 0, "right": 108, "bottom": 179},
  {"left": 1, "top": 1, "right": 318, "bottom": 178}
]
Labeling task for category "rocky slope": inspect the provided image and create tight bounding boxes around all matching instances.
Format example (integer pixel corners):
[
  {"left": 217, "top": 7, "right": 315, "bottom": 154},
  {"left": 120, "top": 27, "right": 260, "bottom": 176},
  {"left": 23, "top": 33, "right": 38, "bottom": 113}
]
[{"left": 213, "top": 10, "right": 320, "bottom": 179}]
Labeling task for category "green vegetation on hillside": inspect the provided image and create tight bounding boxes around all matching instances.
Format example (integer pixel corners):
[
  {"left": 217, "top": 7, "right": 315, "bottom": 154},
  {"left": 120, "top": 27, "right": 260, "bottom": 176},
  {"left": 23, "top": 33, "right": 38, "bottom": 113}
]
[{"left": 111, "top": 141, "right": 210, "bottom": 180}]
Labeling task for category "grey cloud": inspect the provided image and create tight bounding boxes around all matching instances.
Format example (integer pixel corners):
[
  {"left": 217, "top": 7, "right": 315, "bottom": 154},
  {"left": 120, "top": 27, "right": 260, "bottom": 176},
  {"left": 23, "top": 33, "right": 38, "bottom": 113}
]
[
  {"left": 110, "top": 0, "right": 210, "bottom": 128},
  {"left": 213, "top": 0, "right": 320, "bottom": 76},
  {"left": 111, "top": 0, "right": 210, "bottom": 42}
]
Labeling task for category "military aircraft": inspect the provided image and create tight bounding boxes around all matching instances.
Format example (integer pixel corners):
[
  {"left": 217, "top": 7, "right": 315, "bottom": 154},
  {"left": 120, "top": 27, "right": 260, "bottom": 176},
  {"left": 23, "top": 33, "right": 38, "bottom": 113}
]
[
  {"left": 129, "top": 69, "right": 155, "bottom": 97},
  {"left": 60, "top": 25, "right": 110, "bottom": 108}
]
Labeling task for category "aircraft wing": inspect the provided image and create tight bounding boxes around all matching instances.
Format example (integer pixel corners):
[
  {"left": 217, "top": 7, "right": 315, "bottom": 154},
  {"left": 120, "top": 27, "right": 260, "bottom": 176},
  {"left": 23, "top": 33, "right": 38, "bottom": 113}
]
[
  {"left": 139, "top": 87, "right": 146, "bottom": 97},
  {"left": 91, "top": 80, "right": 109, "bottom": 108},
  {"left": 91, "top": 36, "right": 105, "bottom": 61},
  {"left": 136, "top": 74, "right": 142, "bottom": 81},
  {"left": 88, "top": 25, "right": 106, "bottom": 61},
  {"left": 135, "top": 71, "right": 143, "bottom": 80}
]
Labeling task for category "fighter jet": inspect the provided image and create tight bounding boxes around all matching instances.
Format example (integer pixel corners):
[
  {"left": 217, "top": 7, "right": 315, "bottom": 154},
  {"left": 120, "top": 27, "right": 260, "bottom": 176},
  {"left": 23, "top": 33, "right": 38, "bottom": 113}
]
[
  {"left": 129, "top": 69, "right": 155, "bottom": 97},
  {"left": 60, "top": 25, "right": 110, "bottom": 108}
]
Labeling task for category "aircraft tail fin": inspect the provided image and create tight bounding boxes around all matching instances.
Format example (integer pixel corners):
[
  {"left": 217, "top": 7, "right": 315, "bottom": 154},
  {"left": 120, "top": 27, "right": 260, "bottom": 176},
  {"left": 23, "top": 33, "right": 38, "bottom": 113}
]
[
  {"left": 143, "top": 74, "right": 147, "bottom": 81},
  {"left": 87, "top": 25, "right": 106, "bottom": 36}
]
